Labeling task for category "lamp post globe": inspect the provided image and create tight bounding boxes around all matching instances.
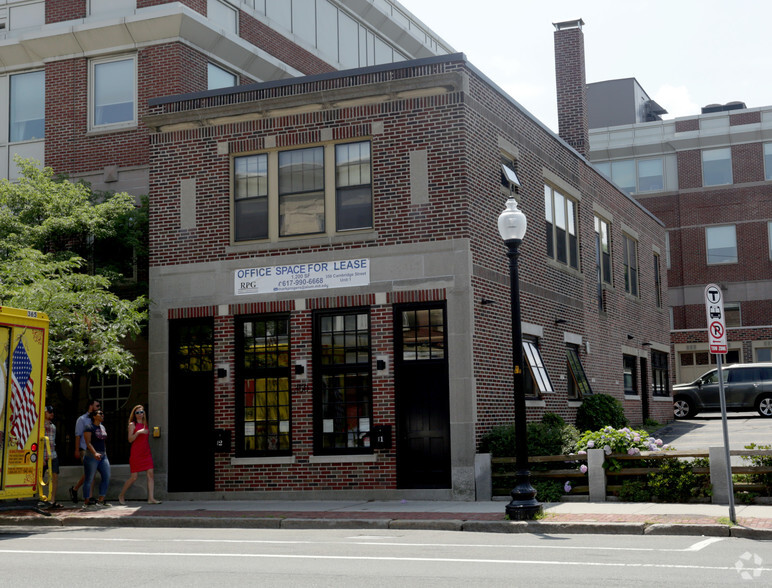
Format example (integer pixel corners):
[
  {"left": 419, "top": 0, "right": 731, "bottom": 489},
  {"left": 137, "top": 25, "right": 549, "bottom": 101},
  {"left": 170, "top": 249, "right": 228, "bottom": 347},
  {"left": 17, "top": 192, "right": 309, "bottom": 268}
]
[{"left": 498, "top": 197, "right": 542, "bottom": 520}]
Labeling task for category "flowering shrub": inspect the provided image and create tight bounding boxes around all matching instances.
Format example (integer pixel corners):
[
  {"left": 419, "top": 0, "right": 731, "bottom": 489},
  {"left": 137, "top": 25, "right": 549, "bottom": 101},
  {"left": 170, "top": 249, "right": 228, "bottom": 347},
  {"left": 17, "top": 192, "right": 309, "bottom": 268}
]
[{"left": 575, "top": 426, "right": 667, "bottom": 471}]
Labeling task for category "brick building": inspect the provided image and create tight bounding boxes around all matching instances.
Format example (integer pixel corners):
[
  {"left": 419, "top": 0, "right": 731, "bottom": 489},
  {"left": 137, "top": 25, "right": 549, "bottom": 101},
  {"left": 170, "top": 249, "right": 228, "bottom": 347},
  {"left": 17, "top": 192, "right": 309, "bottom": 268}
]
[
  {"left": 145, "top": 53, "right": 670, "bottom": 499},
  {"left": 2, "top": 0, "right": 451, "bottom": 462},
  {"left": 555, "top": 21, "right": 772, "bottom": 384}
]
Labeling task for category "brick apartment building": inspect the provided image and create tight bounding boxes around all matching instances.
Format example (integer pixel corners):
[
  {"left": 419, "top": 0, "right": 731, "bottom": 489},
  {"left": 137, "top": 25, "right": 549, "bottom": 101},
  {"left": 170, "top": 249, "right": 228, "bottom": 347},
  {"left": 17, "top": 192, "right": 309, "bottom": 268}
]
[
  {"left": 2, "top": 0, "right": 451, "bottom": 463},
  {"left": 144, "top": 52, "right": 670, "bottom": 499},
  {"left": 555, "top": 21, "right": 772, "bottom": 384}
]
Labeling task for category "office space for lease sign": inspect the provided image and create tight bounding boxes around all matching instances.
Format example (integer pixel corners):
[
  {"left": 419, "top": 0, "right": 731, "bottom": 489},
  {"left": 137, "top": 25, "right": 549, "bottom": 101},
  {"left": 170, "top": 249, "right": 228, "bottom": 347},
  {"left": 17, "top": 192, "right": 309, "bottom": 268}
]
[{"left": 235, "top": 259, "right": 370, "bottom": 295}]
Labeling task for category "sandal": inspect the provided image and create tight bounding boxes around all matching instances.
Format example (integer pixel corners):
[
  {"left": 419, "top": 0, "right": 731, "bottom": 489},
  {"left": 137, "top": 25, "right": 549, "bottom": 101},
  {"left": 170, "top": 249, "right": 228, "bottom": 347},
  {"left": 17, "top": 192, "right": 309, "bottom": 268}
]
[{"left": 147, "top": 500, "right": 162, "bottom": 504}]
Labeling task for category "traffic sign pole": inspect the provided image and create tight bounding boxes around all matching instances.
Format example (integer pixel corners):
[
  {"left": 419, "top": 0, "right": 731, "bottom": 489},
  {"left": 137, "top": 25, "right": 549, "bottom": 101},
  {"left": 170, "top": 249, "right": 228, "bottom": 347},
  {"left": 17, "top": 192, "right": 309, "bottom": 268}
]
[{"left": 704, "top": 283, "right": 735, "bottom": 523}]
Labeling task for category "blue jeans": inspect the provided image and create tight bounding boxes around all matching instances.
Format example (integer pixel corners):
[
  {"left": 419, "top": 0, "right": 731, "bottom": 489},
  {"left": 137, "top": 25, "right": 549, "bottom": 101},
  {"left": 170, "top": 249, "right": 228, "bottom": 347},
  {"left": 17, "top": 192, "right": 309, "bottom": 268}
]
[{"left": 83, "top": 453, "right": 110, "bottom": 501}]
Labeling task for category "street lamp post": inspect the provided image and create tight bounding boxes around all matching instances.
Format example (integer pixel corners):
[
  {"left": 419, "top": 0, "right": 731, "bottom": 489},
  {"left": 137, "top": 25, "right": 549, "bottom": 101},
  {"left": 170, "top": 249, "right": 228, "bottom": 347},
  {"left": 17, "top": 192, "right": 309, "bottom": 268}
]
[{"left": 498, "top": 197, "right": 542, "bottom": 520}]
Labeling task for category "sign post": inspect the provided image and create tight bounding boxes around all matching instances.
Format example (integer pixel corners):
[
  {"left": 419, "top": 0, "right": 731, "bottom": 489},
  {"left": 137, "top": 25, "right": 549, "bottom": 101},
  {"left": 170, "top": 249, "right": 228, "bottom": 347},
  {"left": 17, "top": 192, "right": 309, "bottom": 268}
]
[{"left": 704, "top": 283, "right": 735, "bottom": 523}]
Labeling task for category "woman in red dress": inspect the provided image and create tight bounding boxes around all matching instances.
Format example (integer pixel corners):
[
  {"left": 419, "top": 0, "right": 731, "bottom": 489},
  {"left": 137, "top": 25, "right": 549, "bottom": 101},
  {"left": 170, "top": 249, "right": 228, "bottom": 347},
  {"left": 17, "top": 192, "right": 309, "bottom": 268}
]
[{"left": 118, "top": 405, "right": 161, "bottom": 504}]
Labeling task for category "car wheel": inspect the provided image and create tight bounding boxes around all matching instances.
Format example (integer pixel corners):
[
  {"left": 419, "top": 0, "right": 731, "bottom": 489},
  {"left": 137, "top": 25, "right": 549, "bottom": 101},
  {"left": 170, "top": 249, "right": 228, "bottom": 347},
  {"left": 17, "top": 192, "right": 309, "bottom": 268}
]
[
  {"left": 756, "top": 395, "right": 772, "bottom": 418},
  {"left": 673, "top": 397, "right": 696, "bottom": 419}
]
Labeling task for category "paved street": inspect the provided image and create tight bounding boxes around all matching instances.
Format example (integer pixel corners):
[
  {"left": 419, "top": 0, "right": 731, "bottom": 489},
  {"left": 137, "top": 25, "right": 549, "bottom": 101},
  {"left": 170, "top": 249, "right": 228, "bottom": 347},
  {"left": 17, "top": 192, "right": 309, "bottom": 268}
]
[
  {"left": 0, "top": 527, "right": 769, "bottom": 587},
  {"left": 656, "top": 412, "right": 772, "bottom": 451}
]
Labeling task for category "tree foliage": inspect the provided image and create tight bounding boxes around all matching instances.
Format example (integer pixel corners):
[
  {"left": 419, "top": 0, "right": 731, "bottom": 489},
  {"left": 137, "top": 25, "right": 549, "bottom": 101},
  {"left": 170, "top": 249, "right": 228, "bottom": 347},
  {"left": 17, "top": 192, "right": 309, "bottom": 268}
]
[{"left": 0, "top": 158, "right": 147, "bottom": 382}]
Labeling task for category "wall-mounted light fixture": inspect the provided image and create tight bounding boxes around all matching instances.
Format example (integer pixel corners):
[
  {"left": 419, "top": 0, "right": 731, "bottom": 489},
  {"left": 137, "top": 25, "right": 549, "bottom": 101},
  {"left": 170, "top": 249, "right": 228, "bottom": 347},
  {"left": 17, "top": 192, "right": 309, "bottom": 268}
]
[
  {"left": 627, "top": 334, "right": 634, "bottom": 340},
  {"left": 554, "top": 319, "right": 567, "bottom": 325},
  {"left": 480, "top": 298, "right": 496, "bottom": 306},
  {"left": 642, "top": 342, "right": 652, "bottom": 347}
]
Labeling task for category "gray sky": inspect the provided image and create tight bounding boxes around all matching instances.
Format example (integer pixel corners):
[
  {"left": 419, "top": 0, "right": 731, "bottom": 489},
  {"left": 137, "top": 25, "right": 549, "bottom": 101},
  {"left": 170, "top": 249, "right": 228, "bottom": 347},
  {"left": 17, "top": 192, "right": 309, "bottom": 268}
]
[{"left": 400, "top": 0, "right": 772, "bottom": 132}]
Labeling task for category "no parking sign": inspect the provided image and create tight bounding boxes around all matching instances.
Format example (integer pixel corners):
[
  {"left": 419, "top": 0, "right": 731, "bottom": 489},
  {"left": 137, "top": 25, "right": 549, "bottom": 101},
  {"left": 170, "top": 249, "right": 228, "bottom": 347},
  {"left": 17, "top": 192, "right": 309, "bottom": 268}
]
[{"left": 704, "top": 283, "right": 727, "bottom": 354}]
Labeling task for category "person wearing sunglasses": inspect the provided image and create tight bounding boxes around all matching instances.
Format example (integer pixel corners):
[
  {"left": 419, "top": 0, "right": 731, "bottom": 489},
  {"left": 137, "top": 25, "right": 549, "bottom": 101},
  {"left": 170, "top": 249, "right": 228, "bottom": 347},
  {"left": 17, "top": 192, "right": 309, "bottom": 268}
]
[
  {"left": 82, "top": 410, "right": 111, "bottom": 508},
  {"left": 118, "top": 405, "right": 161, "bottom": 505}
]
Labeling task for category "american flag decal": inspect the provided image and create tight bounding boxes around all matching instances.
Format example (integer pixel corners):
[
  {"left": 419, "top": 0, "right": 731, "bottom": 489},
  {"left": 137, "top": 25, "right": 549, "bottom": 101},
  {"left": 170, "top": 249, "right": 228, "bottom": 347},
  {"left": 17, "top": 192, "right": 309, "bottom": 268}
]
[{"left": 10, "top": 340, "right": 36, "bottom": 449}]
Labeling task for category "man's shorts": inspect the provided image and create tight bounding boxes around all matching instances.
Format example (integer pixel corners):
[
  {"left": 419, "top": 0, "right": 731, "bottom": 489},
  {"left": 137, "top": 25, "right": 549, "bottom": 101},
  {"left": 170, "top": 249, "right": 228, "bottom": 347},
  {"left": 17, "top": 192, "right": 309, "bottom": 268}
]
[{"left": 42, "top": 457, "right": 60, "bottom": 475}]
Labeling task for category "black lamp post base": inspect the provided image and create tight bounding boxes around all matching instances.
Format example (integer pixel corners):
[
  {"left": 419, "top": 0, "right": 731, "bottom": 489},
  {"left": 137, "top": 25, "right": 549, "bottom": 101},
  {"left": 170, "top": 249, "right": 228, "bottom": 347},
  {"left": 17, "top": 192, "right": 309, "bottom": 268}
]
[
  {"left": 505, "top": 500, "right": 543, "bottom": 520},
  {"left": 505, "top": 474, "right": 542, "bottom": 520}
]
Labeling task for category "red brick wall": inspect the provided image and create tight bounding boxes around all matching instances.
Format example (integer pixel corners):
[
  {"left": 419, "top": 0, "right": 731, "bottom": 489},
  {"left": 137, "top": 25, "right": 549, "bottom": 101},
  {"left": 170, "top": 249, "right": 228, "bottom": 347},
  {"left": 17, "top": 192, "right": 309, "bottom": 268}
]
[
  {"left": 46, "top": 0, "right": 86, "bottom": 23},
  {"left": 45, "top": 43, "right": 211, "bottom": 177},
  {"left": 149, "top": 59, "right": 671, "bottom": 490},
  {"left": 554, "top": 26, "right": 589, "bottom": 156},
  {"left": 675, "top": 118, "right": 699, "bottom": 133}
]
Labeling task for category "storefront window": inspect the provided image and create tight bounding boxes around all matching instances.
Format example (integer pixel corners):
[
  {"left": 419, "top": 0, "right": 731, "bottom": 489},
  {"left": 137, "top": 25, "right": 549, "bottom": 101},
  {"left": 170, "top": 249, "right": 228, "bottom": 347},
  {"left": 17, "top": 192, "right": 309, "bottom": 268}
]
[
  {"left": 314, "top": 310, "right": 372, "bottom": 453},
  {"left": 237, "top": 316, "right": 291, "bottom": 455}
]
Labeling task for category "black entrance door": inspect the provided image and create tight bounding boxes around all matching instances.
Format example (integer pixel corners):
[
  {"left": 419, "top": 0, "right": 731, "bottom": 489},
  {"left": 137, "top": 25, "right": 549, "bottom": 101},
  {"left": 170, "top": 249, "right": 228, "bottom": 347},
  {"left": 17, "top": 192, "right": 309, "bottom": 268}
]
[
  {"left": 168, "top": 319, "right": 215, "bottom": 493},
  {"left": 394, "top": 303, "right": 451, "bottom": 489}
]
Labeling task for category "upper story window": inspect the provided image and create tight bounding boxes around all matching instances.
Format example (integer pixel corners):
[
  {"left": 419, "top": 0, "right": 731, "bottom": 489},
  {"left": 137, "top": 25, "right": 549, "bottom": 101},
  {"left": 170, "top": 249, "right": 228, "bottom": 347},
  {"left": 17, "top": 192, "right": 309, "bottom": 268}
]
[
  {"left": 653, "top": 252, "right": 662, "bottom": 308},
  {"left": 706, "top": 225, "right": 737, "bottom": 264},
  {"left": 90, "top": 55, "right": 137, "bottom": 131},
  {"left": 279, "top": 146, "right": 325, "bottom": 237},
  {"left": 2, "top": 1, "right": 45, "bottom": 31},
  {"left": 637, "top": 158, "right": 664, "bottom": 192},
  {"left": 596, "top": 157, "right": 665, "bottom": 194},
  {"left": 233, "top": 140, "right": 372, "bottom": 243},
  {"left": 208, "top": 0, "right": 238, "bottom": 34},
  {"left": 768, "top": 221, "right": 772, "bottom": 260},
  {"left": 544, "top": 184, "right": 578, "bottom": 270},
  {"left": 594, "top": 216, "right": 612, "bottom": 285},
  {"left": 622, "top": 234, "right": 638, "bottom": 297},
  {"left": 207, "top": 63, "right": 237, "bottom": 90},
  {"left": 89, "top": 0, "right": 136, "bottom": 16},
  {"left": 10, "top": 70, "right": 44, "bottom": 142},
  {"left": 765, "top": 144, "right": 772, "bottom": 181},
  {"left": 335, "top": 142, "right": 372, "bottom": 231},
  {"left": 702, "top": 147, "right": 732, "bottom": 186}
]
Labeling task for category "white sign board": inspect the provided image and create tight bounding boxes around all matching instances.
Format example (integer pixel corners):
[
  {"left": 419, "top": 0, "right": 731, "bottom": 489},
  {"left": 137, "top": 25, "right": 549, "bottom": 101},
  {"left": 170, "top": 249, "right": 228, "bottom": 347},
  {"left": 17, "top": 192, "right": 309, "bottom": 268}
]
[
  {"left": 235, "top": 259, "right": 370, "bottom": 296},
  {"left": 704, "top": 283, "right": 727, "bottom": 354}
]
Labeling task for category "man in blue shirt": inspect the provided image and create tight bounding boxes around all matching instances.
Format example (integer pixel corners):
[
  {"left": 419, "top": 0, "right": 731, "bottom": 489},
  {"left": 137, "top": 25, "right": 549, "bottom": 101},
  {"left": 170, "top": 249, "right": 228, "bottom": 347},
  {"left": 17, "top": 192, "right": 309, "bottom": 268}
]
[{"left": 68, "top": 398, "right": 101, "bottom": 503}]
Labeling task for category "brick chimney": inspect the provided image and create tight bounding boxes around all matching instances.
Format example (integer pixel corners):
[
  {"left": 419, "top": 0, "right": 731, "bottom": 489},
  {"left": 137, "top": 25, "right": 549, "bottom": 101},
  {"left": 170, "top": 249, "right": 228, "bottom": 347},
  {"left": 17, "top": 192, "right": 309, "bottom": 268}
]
[{"left": 553, "top": 19, "right": 589, "bottom": 157}]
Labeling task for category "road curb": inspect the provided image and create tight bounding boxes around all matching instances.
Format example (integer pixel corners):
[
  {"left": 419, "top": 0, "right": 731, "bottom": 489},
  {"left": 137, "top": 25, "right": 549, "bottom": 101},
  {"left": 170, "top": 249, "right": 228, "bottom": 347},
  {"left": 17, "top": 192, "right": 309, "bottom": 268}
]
[
  {"left": 730, "top": 526, "right": 772, "bottom": 540},
  {"left": 280, "top": 518, "right": 390, "bottom": 530},
  {"left": 644, "top": 523, "right": 730, "bottom": 536},
  {"left": 389, "top": 519, "right": 464, "bottom": 531}
]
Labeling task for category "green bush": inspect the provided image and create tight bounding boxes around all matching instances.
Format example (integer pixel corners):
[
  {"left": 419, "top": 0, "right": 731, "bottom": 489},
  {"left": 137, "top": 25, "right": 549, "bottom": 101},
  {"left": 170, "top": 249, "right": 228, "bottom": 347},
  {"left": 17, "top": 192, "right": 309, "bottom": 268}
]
[
  {"left": 532, "top": 479, "right": 564, "bottom": 502},
  {"left": 648, "top": 457, "right": 710, "bottom": 502},
  {"left": 740, "top": 443, "right": 772, "bottom": 496},
  {"left": 479, "top": 418, "right": 580, "bottom": 457},
  {"left": 618, "top": 480, "right": 650, "bottom": 502},
  {"left": 540, "top": 412, "right": 566, "bottom": 428},
  {"left": 575, "top": 394, "right": 628, "bottom": 432}
]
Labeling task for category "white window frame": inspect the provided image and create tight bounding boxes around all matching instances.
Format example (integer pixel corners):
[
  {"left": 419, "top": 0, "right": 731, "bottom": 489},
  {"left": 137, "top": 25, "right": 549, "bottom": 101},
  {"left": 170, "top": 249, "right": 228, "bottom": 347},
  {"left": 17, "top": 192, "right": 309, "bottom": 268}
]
[
  {"left": 88, "top": 54, "right": 138, "bottom": 132},
  {"left": 705, "top": 224, "right": 738, "bottom": 265}
]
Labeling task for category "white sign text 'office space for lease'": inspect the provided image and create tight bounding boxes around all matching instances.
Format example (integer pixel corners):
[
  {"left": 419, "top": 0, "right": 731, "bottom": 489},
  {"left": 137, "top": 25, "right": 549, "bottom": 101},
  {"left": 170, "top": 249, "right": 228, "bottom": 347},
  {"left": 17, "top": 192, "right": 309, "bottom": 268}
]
[{"left": 235, "top": 259, "right": 370, "bottom": 295}]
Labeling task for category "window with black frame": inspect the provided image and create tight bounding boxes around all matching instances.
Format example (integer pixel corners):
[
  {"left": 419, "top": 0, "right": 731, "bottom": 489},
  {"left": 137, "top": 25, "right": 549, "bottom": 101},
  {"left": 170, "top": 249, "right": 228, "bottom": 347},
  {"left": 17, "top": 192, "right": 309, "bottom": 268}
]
[
  {"left": 236, "top": 316, "right": 291, "bottom": 455},
  {"left": 566, "top": 346, "right": 592, "bottom": 399},
  {"left": 623, "top": 354, "right": 638, "bottom": 396},
  {"left": 651, "top": 351, "right": 670, "bottom": 397},
  {"left": 314, "top": 310, "right": 372, "bottom": 453}
]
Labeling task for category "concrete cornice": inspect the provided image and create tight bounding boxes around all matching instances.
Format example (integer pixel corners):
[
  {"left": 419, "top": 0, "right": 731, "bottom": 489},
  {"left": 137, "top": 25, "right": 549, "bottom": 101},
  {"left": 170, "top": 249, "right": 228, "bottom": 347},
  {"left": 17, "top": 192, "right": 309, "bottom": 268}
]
[
  {"left": 0, "top": 4, "right": 300, "bottom": 82},
  {"left": 143, "top": 71, "right": 465, "bottom": 132}
]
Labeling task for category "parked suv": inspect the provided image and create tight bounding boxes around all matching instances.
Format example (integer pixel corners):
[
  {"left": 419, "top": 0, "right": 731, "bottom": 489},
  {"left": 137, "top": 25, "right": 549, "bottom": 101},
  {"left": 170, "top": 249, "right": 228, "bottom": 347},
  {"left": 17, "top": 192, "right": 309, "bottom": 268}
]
[{"left": 673, "top": 363, "right": 772, "bottom": 418}]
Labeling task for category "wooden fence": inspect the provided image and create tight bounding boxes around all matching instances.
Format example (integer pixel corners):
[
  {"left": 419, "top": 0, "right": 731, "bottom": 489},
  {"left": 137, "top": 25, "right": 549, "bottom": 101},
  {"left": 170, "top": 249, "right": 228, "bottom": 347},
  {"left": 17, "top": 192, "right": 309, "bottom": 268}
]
[{"left": 490, "top": 449, "right": 772, "bottom": 500}]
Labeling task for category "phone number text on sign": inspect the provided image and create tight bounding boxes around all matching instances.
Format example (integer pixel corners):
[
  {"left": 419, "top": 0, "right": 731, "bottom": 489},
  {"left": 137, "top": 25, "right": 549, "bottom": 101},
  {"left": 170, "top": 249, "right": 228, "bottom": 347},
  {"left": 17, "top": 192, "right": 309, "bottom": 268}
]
[{"left": 235, "top": 259, "right": 370, "bottom": 295}]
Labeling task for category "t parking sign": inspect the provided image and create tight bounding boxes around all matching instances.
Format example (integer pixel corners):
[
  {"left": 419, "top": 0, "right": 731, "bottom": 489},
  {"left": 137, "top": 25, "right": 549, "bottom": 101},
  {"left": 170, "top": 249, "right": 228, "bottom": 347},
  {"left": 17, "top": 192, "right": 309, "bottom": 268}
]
[{"left": 704, "top": 283, "right": 727, "bottom": 354}]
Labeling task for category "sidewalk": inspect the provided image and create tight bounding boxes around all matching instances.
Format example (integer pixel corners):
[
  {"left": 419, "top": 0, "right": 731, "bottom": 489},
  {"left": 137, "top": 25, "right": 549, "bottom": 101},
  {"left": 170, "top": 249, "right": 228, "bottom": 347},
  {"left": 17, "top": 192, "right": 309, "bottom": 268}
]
[{"left": 1, "top": 498, "right": 771, "bottom": 539}]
